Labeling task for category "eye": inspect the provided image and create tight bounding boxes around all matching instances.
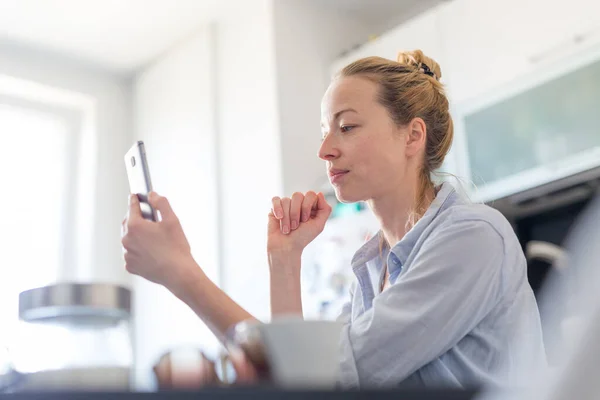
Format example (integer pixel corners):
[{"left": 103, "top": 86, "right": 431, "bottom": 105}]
[{"left": 341, "top": 125, "right": 356, "bottom": 133}]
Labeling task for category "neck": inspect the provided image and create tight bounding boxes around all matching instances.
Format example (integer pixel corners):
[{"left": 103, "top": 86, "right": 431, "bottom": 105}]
[{"left": 367, "top": 173, "right": 435, "bottom": 248}]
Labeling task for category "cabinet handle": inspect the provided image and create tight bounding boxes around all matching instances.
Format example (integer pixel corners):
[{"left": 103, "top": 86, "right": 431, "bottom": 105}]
[{"left": 528, "top": 25, "right": 600, "bottom": 64}]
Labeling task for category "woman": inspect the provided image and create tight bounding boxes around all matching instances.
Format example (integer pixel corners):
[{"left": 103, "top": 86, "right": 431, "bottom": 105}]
[{"left": 121, "top": 50, "right": 545, "bottom": 388}]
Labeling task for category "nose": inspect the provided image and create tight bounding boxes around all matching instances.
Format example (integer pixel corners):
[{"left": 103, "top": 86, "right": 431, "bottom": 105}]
[{"left": 318, "top": 134, "right": 340, "bottom": 161}]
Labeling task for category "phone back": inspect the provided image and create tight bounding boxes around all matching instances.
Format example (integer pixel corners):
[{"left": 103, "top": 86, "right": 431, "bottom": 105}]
[{"left": 124, "top": 141, "right": 157, "bottom": 221}]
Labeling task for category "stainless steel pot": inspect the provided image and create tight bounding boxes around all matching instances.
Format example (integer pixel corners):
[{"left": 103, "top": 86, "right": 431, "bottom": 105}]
[{"left": 9, "top": 283, "right": 133, "bottom": 392}]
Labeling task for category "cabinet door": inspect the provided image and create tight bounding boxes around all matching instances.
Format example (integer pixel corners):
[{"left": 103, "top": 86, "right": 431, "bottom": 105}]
[
  {"left": 438, "top": 0, "right": 532, "bottom": 104},
  {"left": 522, "top": 0, "right": 600, "bottom": 66},
  {"left": 439, "top": 0, "right": 600, "bottom": 104},
  {"left": 331, "top": 7, "right": 443, "bottom": 75},
  {"left": 380, "top": 7, "right": 444, "bottom": 64}
]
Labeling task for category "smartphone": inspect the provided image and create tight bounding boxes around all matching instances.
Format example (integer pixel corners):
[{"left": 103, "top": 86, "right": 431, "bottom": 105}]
[{"left": 124, "top": 141, "right": 158, "bottom": 221}]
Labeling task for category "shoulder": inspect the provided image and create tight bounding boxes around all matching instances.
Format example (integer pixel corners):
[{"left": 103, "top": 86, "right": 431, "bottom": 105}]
[
  {"left": 445, "top": 202, "right": 512, "bottom": 233},
  {"left": 431, "top": 201, "right": 516, "bottom": 250}
]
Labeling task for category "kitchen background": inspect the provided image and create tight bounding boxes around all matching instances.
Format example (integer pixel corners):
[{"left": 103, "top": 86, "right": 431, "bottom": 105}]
[{"left": 0, "top": 0, "right": 599, "bottom": 390}]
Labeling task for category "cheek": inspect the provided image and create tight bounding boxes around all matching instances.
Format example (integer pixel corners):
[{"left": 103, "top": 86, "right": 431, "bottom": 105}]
[
  {"left": 347, "top": 139, "right": 374, "bottom": 169},
  {"left": 347, "top": 127, "right": 404, "bottom": 177},
  {"left": 363, "top": 142, "right": 406, "bottom": 180}
]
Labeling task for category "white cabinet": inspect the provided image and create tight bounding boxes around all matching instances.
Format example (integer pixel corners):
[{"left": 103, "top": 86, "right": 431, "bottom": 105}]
[
  {"left": 439, "top": 0, "right": 600, "bottom": 104},
  {"left": 454, "top": 44, "right": 600, "bottom": 202},
  {"left": 439, "top": 0, "right": 600, "bottom": 201},
  {"left": 330, "top": 6, "right": 444, "bottom": 76}
]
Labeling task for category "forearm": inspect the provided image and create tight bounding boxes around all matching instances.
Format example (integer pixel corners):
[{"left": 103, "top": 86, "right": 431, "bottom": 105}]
[
  {"left": 268, "top": 251, "right": 303, "bottom": 317},
  {"left": 168, "top": 258, "right": 257, "bottom": 342}
]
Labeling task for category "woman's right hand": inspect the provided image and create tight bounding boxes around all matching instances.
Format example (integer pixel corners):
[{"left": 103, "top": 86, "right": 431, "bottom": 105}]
[
  {"left": 267, "top": 191, "right": 332, "bottom": 255},
  {"left": 121, "top": 192, "right": 196, "bottom": 291}
]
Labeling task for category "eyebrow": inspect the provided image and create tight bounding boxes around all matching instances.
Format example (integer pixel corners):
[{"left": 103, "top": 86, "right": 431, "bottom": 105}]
[
  {"left": 321, "top": 108, "right": 358, "bottom": 128},
  {"left": 333, "top": 108, "right": 358, "bottom": 120}
]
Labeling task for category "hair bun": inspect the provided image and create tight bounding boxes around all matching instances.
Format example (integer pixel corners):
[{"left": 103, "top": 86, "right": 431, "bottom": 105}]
[{"left": 397, "top": 50, "right": 442, "bottom": 81}]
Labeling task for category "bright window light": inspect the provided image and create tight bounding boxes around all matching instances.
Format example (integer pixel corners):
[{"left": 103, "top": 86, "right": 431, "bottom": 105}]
[{"left": 0, "top": 103, "right": 69, "bottom": 347}]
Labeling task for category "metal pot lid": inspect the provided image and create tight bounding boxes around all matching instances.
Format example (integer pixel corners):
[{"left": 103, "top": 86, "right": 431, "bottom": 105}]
[{"left": 19, "top": 283, "right": 131, "bottom": 323}]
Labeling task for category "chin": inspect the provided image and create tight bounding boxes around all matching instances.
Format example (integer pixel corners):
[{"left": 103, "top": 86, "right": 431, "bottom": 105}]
[{"left": 333, "top": 186, "right": 366, "bottom": 204}]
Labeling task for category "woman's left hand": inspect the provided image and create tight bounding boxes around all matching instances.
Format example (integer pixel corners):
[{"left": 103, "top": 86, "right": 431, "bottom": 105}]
[{"left": 121, "top": 192, "right": 195, "bottom": 289}]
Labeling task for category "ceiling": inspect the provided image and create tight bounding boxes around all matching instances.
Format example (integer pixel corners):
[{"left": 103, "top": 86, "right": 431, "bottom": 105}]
[
  {"left": 0, "top": 0, "right": 221, "bottom": 73},
  {"left": 0, "top": 0, "right": 441, "bottom": 74}
]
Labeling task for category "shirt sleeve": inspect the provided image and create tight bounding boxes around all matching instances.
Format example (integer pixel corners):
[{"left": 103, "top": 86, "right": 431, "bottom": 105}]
[{"left": 338, "top": 217, "right": 506, "bottom": 388}]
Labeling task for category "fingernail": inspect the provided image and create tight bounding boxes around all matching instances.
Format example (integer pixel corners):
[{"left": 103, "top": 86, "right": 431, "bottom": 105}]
[
  {"left": 283, "top": 225, "right": 290, "bottom": 234},
  {"left": 291, "top": 221, "right": 298, "bottom": 230},
  {"left": 302, "top": 214, "right": 308, "bottom": 222},
  {"left": 276, "top": 210, "right": 283, "bottom": 219}
]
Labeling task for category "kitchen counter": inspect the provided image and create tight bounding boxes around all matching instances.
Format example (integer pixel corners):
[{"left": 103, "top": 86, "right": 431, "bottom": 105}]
[{"left": 0, "top": 387, "right": 479, "bottom": 400}]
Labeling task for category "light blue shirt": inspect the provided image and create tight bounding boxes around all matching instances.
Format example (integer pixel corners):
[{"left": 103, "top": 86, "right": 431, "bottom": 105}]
[{"left": 337, "top": 182, "right": 546, "bottom": 388}]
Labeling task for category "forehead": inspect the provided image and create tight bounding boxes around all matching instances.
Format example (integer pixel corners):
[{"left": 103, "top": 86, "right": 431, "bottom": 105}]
[{"left": 321, "top": 76, "right": 379, "bottom": 117}]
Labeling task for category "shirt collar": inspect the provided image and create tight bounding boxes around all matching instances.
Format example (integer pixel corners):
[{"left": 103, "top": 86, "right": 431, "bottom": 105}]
[{"left": 350, "top": 182, "right": 457, "bottom": 273}]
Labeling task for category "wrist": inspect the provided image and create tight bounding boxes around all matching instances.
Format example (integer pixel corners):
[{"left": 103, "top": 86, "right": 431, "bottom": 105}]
[
  {"left": 165, "top": 256, "right": 207, "bottom": 296},
  {"left": 268, "top": 250, "right": 303, "bottom": 292},
  {"left": 268, "top": 249, "right": 302, "bottom": 270},
  {"left": 268, "top": 251, "right": 303, "bottom": 317}
]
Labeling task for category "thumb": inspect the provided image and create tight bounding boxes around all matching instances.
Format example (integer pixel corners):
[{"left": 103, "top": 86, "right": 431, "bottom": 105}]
[
  {"left": 128, "top": 194, "right": 143, "bottom": 219},
  {"left": 267, "top": 210, "right": 280, "bottom": 235},
  {"left": 314, "top": 192, "right": 332, "bottom": 223},
  {"left": 148, "top": 192, "right": 175, "bottom": 220}
]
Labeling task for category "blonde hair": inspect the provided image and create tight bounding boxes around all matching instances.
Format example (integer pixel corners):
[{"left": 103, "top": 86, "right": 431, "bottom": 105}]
[{"left": 336, "top": 50, "right": 454, "bottom": 237}]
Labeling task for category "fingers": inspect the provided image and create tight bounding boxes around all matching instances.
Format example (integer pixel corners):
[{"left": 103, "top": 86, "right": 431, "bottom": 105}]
[
  {"left": 289, "top": 192, "right": 304, "bottom": 231},
  {"left": 300, "top": 191, "right": 318, "bottom": 222},
  {"left": 228, "top": 348, "right": 259, "bottom": 384},
  {"left": 267, "top": 210, "right": 280, "bottom": 236},
  {"left": 128, "top": 194, "right": 143, "bottom": 220},
  {"left": 271, "top": 197, "right": 283, "bottom": 219},
  {"left": 270, "top": 191, "right": 325, "bottom": 235},
  {"left": 126, "top": 195, "right": 145, "bottom": 240},
  {"left": 121, "top": 216, "right": 128, "bottom": 237},
  {"left": 316, "top": 192, "right": 331, "bottom": 211},
  {"left": 148, "top": 192, "right": 176, "bottom": 221},
  {"left": 317, "top": 192, "right": 331, "bottom": 210},
  {"left": 315, "top": 192, "right": 332, "bottom": 220},
  {"left": 280, "top": 197, "right": 291, "bottom": 235}
]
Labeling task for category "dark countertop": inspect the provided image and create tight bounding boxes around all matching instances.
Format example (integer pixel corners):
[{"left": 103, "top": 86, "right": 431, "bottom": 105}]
[{"left": 0, "top": 387, "right": 480, "bottom": 400}]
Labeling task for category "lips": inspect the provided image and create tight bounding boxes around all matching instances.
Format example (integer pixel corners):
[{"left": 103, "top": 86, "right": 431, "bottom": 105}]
[{"left": 328, "top": 168, "right": 349, "bottom": 184}]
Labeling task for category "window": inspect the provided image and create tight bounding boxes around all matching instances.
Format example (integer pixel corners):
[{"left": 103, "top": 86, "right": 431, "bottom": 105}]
[
  {"left": 0, "top": 103, "right": 70, "bottom": 344},
  {"left": 0, "top": 75, "right": 96, "bottom": 351}
]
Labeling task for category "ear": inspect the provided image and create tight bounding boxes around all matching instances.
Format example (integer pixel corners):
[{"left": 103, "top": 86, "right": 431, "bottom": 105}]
[{"left": 404, "top": 117, "right": 427, "bottom": 157}]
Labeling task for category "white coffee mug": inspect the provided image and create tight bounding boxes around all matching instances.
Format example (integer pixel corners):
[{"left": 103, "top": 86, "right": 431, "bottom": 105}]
[{"left": 227, "top": 317, "right": 343, "bottom": 388}]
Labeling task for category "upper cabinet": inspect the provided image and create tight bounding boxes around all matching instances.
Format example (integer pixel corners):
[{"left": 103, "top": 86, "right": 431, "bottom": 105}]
[
  {"left": 439, "top": 0, "right": 600, "bottom": 103},
  {"left": 330, "top": 7, "right": 444, "bottom": 76}
]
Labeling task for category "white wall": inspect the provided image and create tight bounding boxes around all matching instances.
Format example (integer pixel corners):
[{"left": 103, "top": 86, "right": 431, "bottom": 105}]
[
  {"left": 132, "top": 26, "right": 221, "bottom": 389},
  {"left": 0, "top": 40, "right": 132, "bottom": 286},
  {"left": 131, "top": 0, "right": 285, "bottom": 385},
  {"left": 213, "top": 0, "right": 283, "bottom": 318},
  {"left": 273, "top": 0, "right": 374, "bottom": 195}
]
